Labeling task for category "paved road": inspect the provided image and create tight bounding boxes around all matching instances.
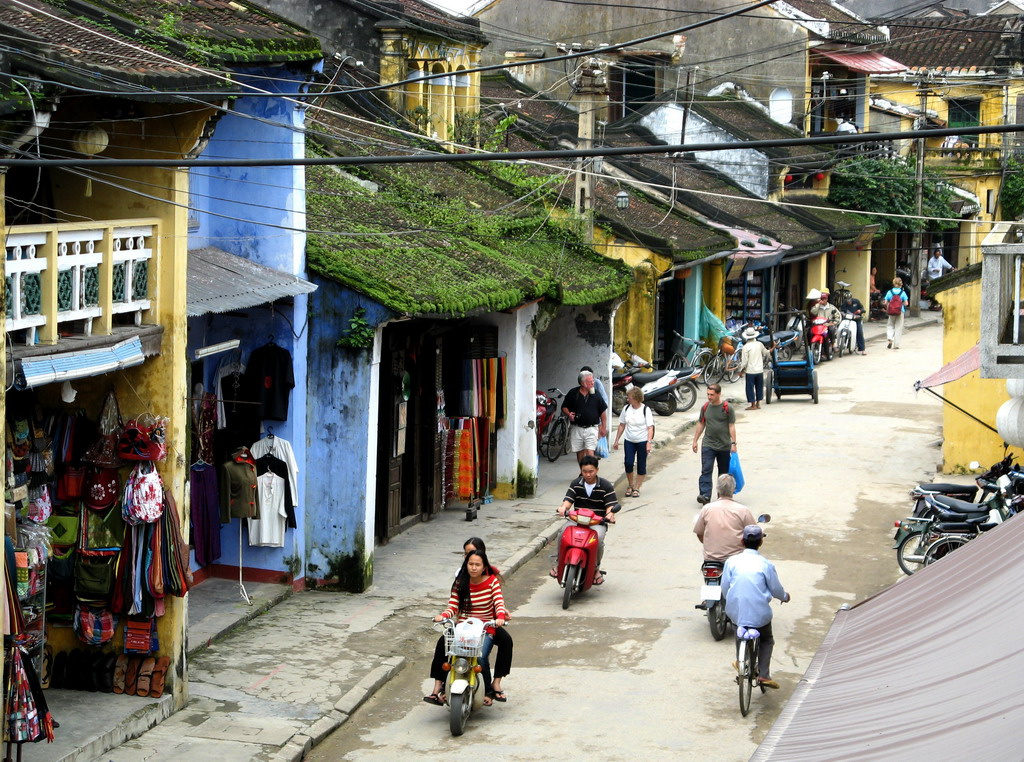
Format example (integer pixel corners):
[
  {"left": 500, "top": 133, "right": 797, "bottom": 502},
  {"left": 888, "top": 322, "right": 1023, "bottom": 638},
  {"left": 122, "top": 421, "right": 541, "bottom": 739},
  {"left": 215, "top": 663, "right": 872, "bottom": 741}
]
[{"left": 311, "top": 324, "right": 945, "bottom": 761}]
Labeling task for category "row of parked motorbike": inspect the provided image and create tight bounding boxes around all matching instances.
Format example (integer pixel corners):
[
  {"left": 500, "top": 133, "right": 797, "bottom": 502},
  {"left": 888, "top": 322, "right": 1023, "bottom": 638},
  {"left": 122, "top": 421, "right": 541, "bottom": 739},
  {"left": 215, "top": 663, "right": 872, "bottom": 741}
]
[{"left": 894, "top": 454, "right": 1022, "bottom": 575}]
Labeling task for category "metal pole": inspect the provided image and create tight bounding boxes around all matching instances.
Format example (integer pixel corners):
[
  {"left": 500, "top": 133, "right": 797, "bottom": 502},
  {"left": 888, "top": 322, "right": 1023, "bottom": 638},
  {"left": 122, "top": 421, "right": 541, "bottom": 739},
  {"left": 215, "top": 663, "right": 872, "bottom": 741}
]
[{"left": 910, "top": 79, "right": 928, "bottom": 318}]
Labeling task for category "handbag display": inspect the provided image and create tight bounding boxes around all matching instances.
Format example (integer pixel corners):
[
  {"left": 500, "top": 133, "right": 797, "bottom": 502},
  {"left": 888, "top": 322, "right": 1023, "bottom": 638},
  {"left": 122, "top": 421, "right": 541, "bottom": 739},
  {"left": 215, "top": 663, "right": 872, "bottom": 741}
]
[
  {"left": 83, "top": 467, "right": 120, "bottom": 511},
  {"left": 73, "top": 604, "right": 117, "bottom": 645},
  {"left": 81, "top": 503, "right": 125, "bottom": 552},
  {"left": 117, "top": 416, "right": 168, "bottom": 462},
  {"left": 73, "top": 554, "right": 117, "bottom": 602},
  {"left": 122, "top": 462, "right": 164, "bottom": 525},
  {"left": 46, "top": 512, "right": 80, "bottom": 545},
  {"left": 56, "top": 466, "right": 86, "bottom": 501},
  {"left": 83, "top": 390, "right": 125, "bottom": 468}
]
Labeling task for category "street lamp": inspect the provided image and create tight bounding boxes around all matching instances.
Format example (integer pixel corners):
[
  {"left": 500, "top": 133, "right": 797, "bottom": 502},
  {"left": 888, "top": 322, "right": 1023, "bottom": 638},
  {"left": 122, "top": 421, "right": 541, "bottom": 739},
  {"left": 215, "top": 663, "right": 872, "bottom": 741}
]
[{"left": 615, "top": 190, "right": 630, "bottom": 209}]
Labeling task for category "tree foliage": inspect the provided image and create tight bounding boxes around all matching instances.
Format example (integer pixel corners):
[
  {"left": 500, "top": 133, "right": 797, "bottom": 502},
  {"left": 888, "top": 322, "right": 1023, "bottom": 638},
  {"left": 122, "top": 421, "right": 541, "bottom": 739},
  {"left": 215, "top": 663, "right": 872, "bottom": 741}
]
[
  {"left": 1001, "top": 159, "right": 1024, "bottom": 221},
  {"left": 827, "top": 157, "right": 957, "bottom": 234}
]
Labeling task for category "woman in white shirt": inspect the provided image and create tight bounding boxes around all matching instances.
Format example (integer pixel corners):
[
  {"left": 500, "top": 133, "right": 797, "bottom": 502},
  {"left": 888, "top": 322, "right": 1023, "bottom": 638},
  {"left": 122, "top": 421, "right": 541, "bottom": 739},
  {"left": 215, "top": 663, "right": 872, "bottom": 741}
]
[
  {"left": 738, "top": 327, "right": 771, "bottom": 411},
  {"left": 612, "top": 387, "right": 655, "bottom": 497}
]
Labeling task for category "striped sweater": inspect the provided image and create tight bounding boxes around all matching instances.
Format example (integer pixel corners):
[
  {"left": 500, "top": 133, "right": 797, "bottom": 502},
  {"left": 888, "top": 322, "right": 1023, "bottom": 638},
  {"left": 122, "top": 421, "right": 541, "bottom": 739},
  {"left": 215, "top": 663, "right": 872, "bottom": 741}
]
[{"left": 440, "top": 575, "right": 509, "bottom": 623}]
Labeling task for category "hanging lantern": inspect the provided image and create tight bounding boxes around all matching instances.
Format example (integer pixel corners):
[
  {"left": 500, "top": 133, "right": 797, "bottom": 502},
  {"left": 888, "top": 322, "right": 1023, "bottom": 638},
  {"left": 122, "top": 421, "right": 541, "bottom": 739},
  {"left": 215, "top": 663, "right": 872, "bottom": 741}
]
[
  {"left": 814, "top": 172, "right": 826, "bottom": 182},
  {"left": 615, "top": 190, "right": 630, "bottom": 210},
  {"left": 71, "top": 126, "right": 109, "bottom": 197},
  {"left": 784, "top": 174, "right": 794, "bottom": 183}
]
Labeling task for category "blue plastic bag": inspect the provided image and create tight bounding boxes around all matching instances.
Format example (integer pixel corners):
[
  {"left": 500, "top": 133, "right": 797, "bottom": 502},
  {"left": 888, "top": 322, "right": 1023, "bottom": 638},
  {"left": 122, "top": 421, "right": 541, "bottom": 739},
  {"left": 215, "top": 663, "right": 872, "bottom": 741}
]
[
  {"left": 595, "top": 436, "right": 610, "bottom": 459},
  {"left": 729, "top": 451, "right": 745, "bottom": 493}
]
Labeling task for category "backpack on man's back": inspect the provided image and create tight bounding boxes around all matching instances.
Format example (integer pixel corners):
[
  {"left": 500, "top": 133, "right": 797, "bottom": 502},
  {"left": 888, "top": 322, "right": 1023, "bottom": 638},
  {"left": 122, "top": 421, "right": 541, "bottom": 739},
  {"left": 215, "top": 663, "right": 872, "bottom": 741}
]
[{"left": 887, "top": 289, "right": 904, "bottom": 316}]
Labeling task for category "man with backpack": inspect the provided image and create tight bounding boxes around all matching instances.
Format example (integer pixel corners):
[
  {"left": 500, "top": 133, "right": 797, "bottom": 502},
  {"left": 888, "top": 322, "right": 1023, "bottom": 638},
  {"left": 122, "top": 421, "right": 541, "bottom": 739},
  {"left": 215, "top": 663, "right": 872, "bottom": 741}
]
[
  {"left": 884, "top": 276, "right": 909, "bottom": 350},
  {"left": 691, "top": 384, "right": 737, "bottom": 505}
]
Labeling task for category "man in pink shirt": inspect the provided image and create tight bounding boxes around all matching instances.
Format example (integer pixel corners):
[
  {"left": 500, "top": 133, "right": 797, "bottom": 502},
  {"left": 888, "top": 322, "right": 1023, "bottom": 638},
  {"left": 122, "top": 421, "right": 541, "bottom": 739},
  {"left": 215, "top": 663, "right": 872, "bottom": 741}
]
[{"left": 693, "top": 474, "right": 755, "bottom": 561}]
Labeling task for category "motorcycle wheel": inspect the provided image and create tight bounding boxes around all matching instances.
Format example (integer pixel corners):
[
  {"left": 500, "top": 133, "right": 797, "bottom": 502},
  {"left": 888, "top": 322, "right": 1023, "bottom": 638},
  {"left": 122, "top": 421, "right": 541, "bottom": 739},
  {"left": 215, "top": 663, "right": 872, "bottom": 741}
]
[
  {"left": 837, "top": 331, "right": 849, "bottom": 358},
  {"left": 896, "top": 531, "right": 927, "bottom": 575},
  {"left": 777, "top": 345, "right": 794, "bottom": 362},
  {"left": 449, "top": 690, "right": 471, "bottom": 736},
  {"left": 562, "top": 564, "right": 578, "bottom": 610},
  {"left": 708, "top": 600, "right": 728, "bottom": 641},
  {"left": 811, "top": 370, "right": 819, "bottom": 404},
  {"left": 611, "top": 388, "right": 626, "bottom": 416},
  {"left": 545, "top": 418, "right": 568, "bottom": 463},
  {"left": 812, "top": 342, "right": 822, "bottom": 364},
  {"left": 650, "top": 394, "right": 677, "bottom": 416},
  {"left": 674, "top": 381, "right": 698, "bottom": 412},
  {"left": 923, "top": 535, "right": 969, "bottom": 566},
  {"left": 738, "top": 638, "right": 754, "bottom": 717}
]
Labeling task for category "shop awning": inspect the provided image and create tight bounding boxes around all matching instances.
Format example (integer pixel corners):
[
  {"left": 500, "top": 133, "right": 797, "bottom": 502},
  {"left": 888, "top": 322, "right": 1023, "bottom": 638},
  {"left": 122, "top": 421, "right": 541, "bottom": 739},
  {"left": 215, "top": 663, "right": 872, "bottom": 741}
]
[
  {"left": 187, "top": 247, "right": 317, "bottom": 317},
  {"left": 914, "top": 344, "right": 980, "bottom": 390},
  {"left": 753, "top": 513, "right": 1024, "bottom": 761},
  {"left": 814, "top": 49, "right": 907, "bottom": 74},
  {"left": 15, "top": 336, "right": 146, "bottom": 389},
  {"left": 949, "top": 185, "right": 982, "bottom": 216},
  {"left": 737, "top": 250, "right": 787, "bottom": 272}
]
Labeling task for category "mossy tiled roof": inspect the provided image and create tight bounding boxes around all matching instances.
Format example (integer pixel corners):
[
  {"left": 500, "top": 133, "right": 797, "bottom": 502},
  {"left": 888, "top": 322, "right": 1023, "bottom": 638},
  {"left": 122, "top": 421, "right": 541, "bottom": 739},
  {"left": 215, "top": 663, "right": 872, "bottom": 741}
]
[
  {"left": 305, "top": 133, "right": 633, "bottom": 317},
  {"left": 77, "top": 0, "right": 321, "bottom": 65}
]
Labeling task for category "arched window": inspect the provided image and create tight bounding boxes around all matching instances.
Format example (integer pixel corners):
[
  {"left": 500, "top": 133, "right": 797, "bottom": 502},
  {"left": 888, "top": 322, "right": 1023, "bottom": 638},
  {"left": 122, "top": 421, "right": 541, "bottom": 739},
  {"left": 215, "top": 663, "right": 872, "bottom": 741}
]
[
  {"left": 427, "top": 63, "right": 451, "bottom": 140},
  {"left": 769, "top": 88, "right": 793, "bottom": 125}
]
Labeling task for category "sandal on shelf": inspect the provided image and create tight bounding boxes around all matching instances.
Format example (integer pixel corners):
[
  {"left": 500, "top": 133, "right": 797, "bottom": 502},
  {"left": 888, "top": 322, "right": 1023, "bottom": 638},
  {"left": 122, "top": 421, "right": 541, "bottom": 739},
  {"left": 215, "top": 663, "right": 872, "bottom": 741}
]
[
  {"left": 124, "top": 655, "right": 142, "bottom": 696},
  {"left": 149, "top": 656, "right": 171, "bottom": 697},
  {"left": 422, "top": 693, "right": 444, "bottom": 706},
  {"left": 135, "top": 657, "right": 156, "bottom": 697},
  {"left": 98, "top": 653, "right": 117, "bottom": 693},
  {"left": 113, "top": 654, "right": 128, "bottom": 695}
]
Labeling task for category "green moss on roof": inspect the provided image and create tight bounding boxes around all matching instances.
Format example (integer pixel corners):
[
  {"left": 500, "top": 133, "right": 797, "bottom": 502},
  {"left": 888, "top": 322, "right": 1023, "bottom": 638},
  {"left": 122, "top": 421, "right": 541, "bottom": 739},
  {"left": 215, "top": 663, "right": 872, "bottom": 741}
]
[{"left": 305, "top": 141, "right": 633, "bottom": 317}]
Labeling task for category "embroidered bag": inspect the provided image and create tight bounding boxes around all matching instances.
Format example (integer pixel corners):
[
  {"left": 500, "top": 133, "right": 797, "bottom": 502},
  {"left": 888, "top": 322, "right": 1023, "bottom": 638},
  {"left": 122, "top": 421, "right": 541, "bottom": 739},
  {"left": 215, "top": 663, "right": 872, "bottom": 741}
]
[
  {"left": 73, "top": 604, "right": 117, "bottom": 645},
  {"left": 122, "top": 462, "right": 164, "bottom": 525},
  {"left": 83, "top": 467, "right": 120, "bottom": 511},
  {"left": 81, "top": 502, "right": 125, "bottom": 552},
  {"left": 27, "top": 484, "right": 51, "bottom": 523},
  {"left": 46, "top": 511, "right": 80, "bottom": 545},
  {"left": 117, "top": 417, "right": 168, "bottom": 462},
  {"left": 73, "top": 554, "right": 117, "bottom": 602}
]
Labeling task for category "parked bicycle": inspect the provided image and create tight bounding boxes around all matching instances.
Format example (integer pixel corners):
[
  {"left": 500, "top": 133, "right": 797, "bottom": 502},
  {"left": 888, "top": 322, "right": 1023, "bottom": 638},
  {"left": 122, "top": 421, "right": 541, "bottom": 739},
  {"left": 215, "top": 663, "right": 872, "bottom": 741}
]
[
  {"left": 665, "top": 331, "right": 713, "bottom": 382},
  {"left": 537, "top": 388, "right": 570, "bottom": 462}
]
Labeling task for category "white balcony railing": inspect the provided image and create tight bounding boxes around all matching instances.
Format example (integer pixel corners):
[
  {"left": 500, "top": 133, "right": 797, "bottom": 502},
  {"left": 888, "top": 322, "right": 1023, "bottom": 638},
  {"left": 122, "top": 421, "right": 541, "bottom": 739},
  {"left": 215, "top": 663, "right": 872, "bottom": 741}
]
[{"left": 4, "top": 219, "right": 157, "bottom": 345}]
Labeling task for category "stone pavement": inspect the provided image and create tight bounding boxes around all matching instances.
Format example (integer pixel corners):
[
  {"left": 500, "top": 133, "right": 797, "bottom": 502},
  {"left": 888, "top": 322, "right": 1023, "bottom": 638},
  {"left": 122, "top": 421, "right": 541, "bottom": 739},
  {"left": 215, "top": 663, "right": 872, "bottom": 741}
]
[{"left": 85, "top": 312, "right": 938, "bottom": 762}]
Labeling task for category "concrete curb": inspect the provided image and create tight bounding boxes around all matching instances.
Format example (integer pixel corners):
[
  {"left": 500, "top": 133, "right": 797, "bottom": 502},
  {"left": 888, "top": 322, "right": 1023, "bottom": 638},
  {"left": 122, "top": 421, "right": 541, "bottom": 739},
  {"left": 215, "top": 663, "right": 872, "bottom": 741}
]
[{"left": 187, "top": 584, "right": 295, "bottom": 658}]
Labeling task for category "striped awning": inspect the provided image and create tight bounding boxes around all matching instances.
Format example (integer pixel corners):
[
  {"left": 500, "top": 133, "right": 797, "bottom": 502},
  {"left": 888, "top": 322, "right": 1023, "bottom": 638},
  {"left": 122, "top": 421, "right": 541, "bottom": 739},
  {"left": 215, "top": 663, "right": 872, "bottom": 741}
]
[{"left": 15, "top": 336, "right": 146, "bottom": 389}]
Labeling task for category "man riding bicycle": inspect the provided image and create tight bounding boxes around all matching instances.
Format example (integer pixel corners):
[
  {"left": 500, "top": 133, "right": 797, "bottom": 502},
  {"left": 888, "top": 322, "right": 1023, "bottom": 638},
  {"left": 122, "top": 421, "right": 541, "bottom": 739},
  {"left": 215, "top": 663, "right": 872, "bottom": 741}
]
[{"left": 722, "top": 525, "right": 790, "bottom": 689}]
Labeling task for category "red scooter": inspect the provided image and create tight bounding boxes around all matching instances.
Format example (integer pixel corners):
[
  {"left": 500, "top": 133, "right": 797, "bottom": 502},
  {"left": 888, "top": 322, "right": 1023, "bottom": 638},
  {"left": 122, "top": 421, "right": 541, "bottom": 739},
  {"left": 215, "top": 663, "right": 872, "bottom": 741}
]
[
  {"left": 808, "top": 316, "right": 831, "bottom": 363},
  {"left": 553, "top": 505, "right": 620, "bottom": 610}
]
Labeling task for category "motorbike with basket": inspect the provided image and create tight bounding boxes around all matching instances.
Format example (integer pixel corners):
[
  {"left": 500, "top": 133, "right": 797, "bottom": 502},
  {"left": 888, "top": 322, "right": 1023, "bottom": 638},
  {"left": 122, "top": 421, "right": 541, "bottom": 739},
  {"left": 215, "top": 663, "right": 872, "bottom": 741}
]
[
  {"left": 553, "top": 504, "right": 621, "bottom": 610},
  {"left": 431, "top": 617, "right": 498, "bottom": 735}
]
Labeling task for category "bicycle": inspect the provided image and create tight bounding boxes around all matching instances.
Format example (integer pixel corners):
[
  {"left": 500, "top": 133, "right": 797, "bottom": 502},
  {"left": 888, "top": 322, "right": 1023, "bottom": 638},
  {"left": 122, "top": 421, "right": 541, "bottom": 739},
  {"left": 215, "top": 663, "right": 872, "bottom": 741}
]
[
  {"left": 538, "top": 388, "right": 571, "bottom": 463},
  {"left": 666, "top": 331, "right": 713, "bottom": 382},
  {"left": 736, "top": 625, "right": 766, "bottom": 716}
]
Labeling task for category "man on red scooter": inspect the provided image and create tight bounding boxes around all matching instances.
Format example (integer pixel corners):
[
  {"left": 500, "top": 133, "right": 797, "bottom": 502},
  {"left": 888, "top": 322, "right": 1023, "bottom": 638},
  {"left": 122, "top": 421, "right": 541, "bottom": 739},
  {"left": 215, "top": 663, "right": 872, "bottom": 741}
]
[
  {"left": 808, "top": 288, "right": 841, "bottom": 360},
  {"left": 554, "top": 455, "right": 619, "bottom": 585}
]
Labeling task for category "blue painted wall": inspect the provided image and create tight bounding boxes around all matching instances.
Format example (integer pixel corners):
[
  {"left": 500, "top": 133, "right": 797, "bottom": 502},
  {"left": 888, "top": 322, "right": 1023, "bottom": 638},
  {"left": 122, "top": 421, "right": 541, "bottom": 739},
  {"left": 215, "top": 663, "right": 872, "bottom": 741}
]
[
  {"left": 305, "top": 277, "right": 393, "bottom": 591},
  {"left": 187, "top": 64, "right": 317, "bottom": 581},
  {"left": 685, "top": 267, "right": 705, "bottom": 340}
]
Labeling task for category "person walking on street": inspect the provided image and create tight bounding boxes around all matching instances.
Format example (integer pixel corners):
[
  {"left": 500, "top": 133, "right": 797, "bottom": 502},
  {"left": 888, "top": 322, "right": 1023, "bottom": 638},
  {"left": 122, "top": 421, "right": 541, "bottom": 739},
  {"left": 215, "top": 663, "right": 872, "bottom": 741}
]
[
  {"left": 612, "top": 387, "right": 655, "bottom": 497},
  {"left": 722, "top": 525, "right": 790, "bottom": 690},
  {"left": 562, "top": 370, "right": 608, "bottom": 463},
  {"left": 693, "top": 474, "right": 755, "bottom": 562},
  {"left": 691, "top": 384, "right": 737, "bottom": 505},
  {"left": 884, "top": 277, "right": 909, "bottom": 350},
  {"left": 737, "top": 328, "right": 770, "bottom": 410},
  {"left": 840, "top": 292, "right": 867, "bottom": 355}
]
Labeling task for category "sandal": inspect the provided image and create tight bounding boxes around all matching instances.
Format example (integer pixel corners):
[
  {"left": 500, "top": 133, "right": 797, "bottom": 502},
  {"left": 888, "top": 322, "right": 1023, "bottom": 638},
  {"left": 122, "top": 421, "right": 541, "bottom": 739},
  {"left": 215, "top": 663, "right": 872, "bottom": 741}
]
[
  {"left": 41, "top": 646, "right": 53, "bottom": 690},
  {"left": 488, "top": 690, "right": 507, "bottom": 702},
  {"left": 113, "top": 655, "right": 128, "bottom": 695},
  {"left": 422, "top": 693, "right": 444, "bottom": 706},
  {"left": 483, "top": 695, "right": 494, "bottom": 706},
  {"left": 593, "top": 573, "right": 604, "bottom": 586},
  {"left": 148, "top": 656, "right": 170, "bottom": 697},
  {"left": 135, "top": 657, "right": 156, "bottom": 697},
  {"left": 124, "top": 655, "right": 142, "bottom": 696}
]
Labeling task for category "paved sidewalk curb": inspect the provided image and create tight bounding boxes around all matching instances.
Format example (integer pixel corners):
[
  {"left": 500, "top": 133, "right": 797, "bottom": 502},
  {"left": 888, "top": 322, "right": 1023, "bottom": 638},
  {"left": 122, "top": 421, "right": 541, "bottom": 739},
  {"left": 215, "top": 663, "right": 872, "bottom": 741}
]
[{"left": 187, "top": 584, "right": 295, "bottom": 658}]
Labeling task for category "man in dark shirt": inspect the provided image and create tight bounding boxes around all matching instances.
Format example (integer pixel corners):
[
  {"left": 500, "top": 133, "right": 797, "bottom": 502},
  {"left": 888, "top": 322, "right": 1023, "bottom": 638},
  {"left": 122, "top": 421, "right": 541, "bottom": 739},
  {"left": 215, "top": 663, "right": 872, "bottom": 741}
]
[
  {"left": 839, "top": 292, "right": 867, "bottom": 355},
  {"left": 556, "top": 455, "right": 619, "bottom": 582},
  {"left": 562, "top": 370, "right": 608, "bottom": 463}
]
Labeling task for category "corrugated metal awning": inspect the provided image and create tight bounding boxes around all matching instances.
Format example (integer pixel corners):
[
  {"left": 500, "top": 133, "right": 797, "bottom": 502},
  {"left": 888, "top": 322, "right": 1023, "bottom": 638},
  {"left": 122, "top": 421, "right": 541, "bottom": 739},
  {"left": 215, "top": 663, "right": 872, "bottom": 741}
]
[
  {"left": 188, "top": 247, "right": 317, "bottom": 317},
  {"left": 814, "top": 49, "right": 907, "bottom": 73},
  {"left": 15, "top": 336, "right": 146, "bottom": 389}
]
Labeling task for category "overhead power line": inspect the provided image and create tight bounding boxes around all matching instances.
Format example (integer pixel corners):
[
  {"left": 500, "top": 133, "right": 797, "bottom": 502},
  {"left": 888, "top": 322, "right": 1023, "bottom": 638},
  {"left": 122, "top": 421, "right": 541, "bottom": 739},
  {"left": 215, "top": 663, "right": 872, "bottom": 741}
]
[{"left": 3, "top": 122, "right": 1022, "bottom": 168}]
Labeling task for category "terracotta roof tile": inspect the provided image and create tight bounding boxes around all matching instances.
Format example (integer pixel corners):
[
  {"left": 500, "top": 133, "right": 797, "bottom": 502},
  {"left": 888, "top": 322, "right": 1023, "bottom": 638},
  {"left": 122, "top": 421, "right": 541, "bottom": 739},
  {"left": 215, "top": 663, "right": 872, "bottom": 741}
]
[{"left": 878, "top": 16, "right": 1010, "bottom": 69}]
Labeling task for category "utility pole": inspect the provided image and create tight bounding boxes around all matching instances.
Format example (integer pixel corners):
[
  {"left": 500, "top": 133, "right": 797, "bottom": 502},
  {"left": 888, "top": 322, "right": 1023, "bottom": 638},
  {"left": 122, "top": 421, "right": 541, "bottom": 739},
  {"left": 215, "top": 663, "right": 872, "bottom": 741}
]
[
  {"left": 571, "top": 55, "right": 607, "bottom": 242},
  {"left": 909, "top": 79, "right": 929, "bottom": 318}
]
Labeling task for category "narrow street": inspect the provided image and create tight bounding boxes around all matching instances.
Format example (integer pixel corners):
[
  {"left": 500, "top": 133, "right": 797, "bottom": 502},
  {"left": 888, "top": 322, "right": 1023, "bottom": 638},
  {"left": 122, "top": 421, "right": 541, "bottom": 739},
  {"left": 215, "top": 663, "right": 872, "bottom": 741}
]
[{"left": 311, "top": 323, "right": 946, "bottom": 760}]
